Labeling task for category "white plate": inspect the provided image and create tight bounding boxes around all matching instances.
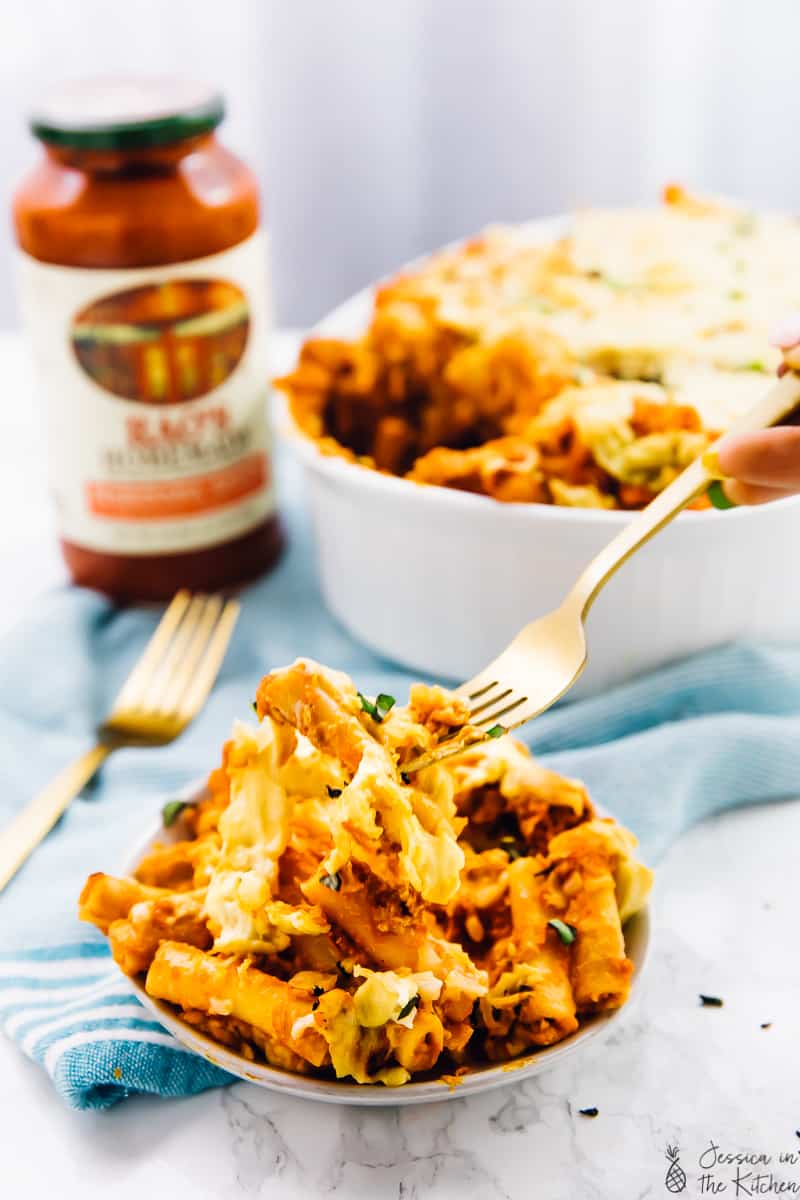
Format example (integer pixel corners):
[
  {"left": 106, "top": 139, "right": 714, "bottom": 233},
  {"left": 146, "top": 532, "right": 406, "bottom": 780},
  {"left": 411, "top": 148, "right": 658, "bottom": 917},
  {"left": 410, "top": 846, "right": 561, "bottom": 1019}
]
[{"left": 121, "top": 780, "right": 651, "bottom": 1106}]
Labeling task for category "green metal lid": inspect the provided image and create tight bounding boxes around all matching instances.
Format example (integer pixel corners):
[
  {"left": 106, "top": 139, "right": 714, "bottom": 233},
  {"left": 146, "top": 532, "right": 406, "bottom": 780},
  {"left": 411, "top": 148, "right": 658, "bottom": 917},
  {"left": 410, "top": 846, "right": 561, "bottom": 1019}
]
[{"left": 30, "top": 78, "right": 225, "bottom": 150}]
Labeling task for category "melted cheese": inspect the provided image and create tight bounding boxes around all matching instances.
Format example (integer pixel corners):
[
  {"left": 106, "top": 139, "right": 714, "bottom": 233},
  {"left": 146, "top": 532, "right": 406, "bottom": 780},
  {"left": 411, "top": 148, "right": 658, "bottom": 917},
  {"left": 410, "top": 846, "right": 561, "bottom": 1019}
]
[
  {"left": 529, "top": 381, "right": 709, "bottom": 488},
  {"left": 435, "top": 199, "right": 800, "bottom": 448},
  {"left": 324, "top": 1002, "right": 410, "bottom": 1087},
  {"left": 352, "top": 966, "right": 442, "bottom": 1028},
  {"left": 548, "top": 820, "right": 653, "bottom": 923},
  {"left": 325, "top": 739, "right": 464, "bottom": 905},
  {"left": 450, "top": 736, "right": 587, "bottom": 820},
  {"left": 205, "top": 720, "right": 328, "bottom": 952}
]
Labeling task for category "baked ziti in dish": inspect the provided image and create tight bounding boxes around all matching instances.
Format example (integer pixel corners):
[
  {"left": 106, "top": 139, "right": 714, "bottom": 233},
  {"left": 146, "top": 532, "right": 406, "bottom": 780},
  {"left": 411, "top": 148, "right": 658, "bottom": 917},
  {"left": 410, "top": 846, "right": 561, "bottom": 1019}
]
[
  {"left": 80, "top": 660, "right": 652, "bottom": 1087},
  {"left": 277, "top": 186, "right": 799, "bottom": 510}
]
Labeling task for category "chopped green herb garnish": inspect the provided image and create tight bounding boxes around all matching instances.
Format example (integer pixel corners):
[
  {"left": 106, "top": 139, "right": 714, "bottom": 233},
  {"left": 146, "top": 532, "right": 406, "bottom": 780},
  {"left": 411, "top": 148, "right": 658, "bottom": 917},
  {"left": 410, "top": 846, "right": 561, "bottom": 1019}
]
[
  {"left": 400, "top": 772, "right": 411, "bottom": 785},
  {"left": 734, "top": 213, "right": 756, "bottom": 236},
  {"left": 311, "top": 999, "right": 320, "bottom": 1012},
  {"left": 397, "top": 994, "right": 420, "bottom": 1021},
  {"left": 742, "top": 360, "right": 766, "bottom": 372},
  {"left": 588, "top": 269, "right": 629, "bottom": 290},
  {"left": 161, "top": 800, "right": 187, "bottom": 827},
  {"left": 312, "top": 985, "right": 325, "bottom": 996},
  {"left": 320, "top": 871, "right": 342, "bottom": 892},
  {"left": 358, "top": 691, "right": 396, "bottom": 723},
  {"left": 548, "top": 918, "right": 577, "bottom": 945},
  {"left": 326, "top": 785, "right": 342, "bottom": 798},
  {"left": 251, "top": 699, "right": 258, "bottom": 714},
  {"left": 499, "top": 834, "right": 522, "bottom": 861},
  {"left": 760, "top": 1021, "right": 772, "bottom": 1029},
  {"left": 486, "top": 724, "right": 506, "bottom": 739},
  {"left": 699, "top": 993, "right": 723, "bottom": 1007},
  {"left": 579, "top": 1106, "right": 599, "bottom": 1118},
  {"left": 707, "top": 480, "right": 736, "bottom": 510}
]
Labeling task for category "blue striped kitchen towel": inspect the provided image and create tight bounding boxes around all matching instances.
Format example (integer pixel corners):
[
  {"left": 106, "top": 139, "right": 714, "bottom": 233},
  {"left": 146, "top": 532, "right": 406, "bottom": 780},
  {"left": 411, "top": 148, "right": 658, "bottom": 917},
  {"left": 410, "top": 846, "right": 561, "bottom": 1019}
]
[
  {"left": 0, "top": 943, "right": 231, "bottom": 1107},
  {"left": 2, "top": 454, "right": 800, "bottom": 1109}
]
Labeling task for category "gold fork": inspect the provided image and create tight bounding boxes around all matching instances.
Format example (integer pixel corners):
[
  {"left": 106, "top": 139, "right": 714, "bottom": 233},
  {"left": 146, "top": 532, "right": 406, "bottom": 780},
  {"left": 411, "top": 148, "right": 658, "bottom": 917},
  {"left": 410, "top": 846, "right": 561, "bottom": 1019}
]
[
  {"left": 0, "top": 590, "right": 240, "bottom": 893},
  {"left": 404, "top": 370, "right": 800, "bottom": 774}
]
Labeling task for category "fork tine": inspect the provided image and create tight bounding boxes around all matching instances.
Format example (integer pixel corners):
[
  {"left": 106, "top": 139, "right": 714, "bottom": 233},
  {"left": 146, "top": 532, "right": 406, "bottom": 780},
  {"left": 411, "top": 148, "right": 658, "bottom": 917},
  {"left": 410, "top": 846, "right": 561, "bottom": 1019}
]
[
  {"left": 456, "top": 665, "right": 506, "bottom": 701},
  {"left": 112, "top": 590, "right": 192, "bottom": 713},
  {"left": 176, "top": 599, "right": 240, "bottom": 722},
  {"left": 157, "top": 594, "right": 223, "bottom": 715},
  {"left": 472, "top": 693, "right": 529, "bottom": 728},
  {"left": 463, "top": 679, "right": 500, "bottom": 702},
  {"left": 141, "top": 593, "right": 209, "bottom": 713},
  {"left": 467, "top": 686, "right": 512, "bottom": 719}
]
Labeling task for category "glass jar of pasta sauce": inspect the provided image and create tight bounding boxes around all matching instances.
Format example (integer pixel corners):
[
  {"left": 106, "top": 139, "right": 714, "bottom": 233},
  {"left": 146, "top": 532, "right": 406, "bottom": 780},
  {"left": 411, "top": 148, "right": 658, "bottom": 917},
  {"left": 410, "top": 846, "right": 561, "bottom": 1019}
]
[{"left": 13, "top": 78, "right": 282, "bottom": 600}]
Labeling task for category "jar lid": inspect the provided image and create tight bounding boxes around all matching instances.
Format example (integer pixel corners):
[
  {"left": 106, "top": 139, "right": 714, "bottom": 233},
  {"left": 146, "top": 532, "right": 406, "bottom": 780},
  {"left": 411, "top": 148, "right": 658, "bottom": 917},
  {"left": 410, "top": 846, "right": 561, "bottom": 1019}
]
[{"left": 29, "top": 77, "right": 225, "bottom": 150}]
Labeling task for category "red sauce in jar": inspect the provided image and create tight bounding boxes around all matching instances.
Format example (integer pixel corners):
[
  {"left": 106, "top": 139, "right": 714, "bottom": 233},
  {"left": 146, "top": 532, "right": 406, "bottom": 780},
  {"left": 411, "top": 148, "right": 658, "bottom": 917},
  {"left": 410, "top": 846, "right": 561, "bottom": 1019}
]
[{"left": 13, "top": 78, "right": 282, "bottom": 601}]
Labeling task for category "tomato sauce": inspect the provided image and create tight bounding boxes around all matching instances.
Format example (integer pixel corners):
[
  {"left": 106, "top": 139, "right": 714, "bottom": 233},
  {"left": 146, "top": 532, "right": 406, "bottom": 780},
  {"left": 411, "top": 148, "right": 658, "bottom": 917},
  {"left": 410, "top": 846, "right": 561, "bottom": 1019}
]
[{"left": 13, "top": 79, "right": 282, "bottom": 600}]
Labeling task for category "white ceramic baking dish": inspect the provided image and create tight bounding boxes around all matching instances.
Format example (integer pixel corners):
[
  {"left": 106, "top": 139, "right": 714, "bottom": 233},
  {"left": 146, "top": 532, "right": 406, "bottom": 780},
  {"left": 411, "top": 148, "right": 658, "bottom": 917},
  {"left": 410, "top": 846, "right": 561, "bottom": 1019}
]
[{"left": 280, "top": 218, "right": 800, "bottom": 693}]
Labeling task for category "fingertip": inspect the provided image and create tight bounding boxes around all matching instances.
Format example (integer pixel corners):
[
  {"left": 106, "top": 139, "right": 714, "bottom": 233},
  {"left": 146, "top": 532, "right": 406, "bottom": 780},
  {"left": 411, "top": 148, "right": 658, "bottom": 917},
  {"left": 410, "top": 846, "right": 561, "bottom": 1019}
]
[
  {"left": 722, "top": 480, "right": 798, "bottom": 506},
  {"left": 719, "top": 479, "right": 745, "bottom": 507},
  {"left": 770, "top": 314, "right": 800, "bottom": 349},
  {"left": 714, "top": 434, "right": 740, "bottom": 476}
]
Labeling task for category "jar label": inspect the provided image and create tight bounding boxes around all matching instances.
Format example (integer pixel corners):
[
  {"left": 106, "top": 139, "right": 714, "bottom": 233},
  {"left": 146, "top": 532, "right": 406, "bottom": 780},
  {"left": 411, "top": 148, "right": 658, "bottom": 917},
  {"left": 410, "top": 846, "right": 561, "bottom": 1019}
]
[{"left": 16, "top": 231, "right": 275, "bottom": 554}]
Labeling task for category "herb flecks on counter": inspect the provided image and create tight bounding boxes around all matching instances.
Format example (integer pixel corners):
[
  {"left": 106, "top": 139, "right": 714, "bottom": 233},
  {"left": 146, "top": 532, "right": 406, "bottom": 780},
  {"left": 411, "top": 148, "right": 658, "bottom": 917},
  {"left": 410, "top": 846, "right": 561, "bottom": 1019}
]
[
  {"left": 578, "top": 1106, "right": 599, "bottom": 1118},
  {"left": 699, "top": 994, "right": 724, "bottom": 1007}
]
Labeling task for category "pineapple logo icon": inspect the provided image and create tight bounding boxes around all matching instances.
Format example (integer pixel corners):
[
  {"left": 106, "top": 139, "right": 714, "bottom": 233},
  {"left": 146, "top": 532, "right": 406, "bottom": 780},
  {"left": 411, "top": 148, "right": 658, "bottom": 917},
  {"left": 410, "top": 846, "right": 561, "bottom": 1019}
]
[{"left": 664, "top": 1145, "right": 687, "bottom": 1193}]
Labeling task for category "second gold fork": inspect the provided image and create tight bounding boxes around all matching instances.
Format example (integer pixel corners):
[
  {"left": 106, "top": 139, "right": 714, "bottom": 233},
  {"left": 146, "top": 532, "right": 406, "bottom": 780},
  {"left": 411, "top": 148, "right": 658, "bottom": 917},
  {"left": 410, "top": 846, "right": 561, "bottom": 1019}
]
[{"left": 0, "top": 590, "right": 239, "bottom": 893}]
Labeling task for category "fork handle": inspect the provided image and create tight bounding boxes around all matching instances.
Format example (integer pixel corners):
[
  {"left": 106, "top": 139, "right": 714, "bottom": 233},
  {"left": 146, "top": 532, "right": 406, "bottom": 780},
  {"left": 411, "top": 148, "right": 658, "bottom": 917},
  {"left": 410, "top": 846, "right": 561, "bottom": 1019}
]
[
  {"left": 569, "top": 370, "right": 800, "bottom": 616},
  {"left": 0, "top": 743, "right": 111, "bottom": 894}
]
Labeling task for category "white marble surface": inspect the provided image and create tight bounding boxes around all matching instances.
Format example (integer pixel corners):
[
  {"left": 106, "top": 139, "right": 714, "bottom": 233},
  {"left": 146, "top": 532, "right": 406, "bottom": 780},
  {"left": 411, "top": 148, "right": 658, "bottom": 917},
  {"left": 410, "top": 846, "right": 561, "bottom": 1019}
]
[
  {"left": 1, "top": 331, "right": 799, "bottom": 1198},
  {"left": 3, "top": 799, "right": 800, "bottom": 1198}
]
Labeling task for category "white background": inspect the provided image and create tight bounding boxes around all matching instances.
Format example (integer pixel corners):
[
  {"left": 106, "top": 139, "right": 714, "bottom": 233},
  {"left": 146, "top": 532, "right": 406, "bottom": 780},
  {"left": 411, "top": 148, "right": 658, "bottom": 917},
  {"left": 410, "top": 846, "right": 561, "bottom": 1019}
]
[{"left": 2, "top": 0, "right": 800, "bottom": 327}]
